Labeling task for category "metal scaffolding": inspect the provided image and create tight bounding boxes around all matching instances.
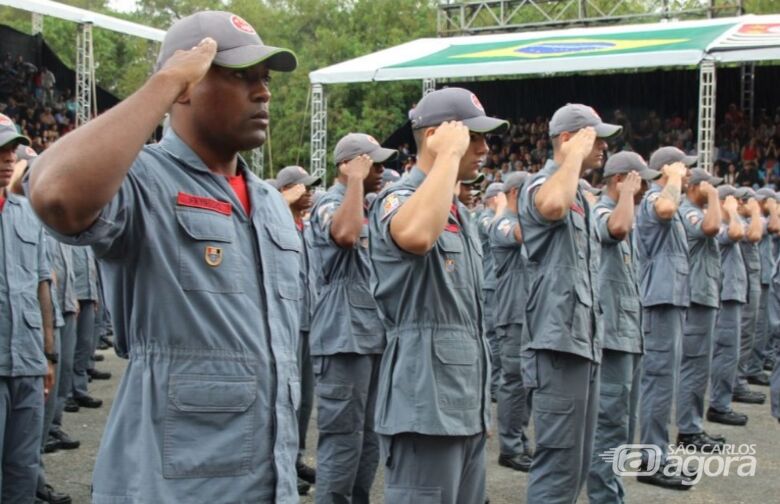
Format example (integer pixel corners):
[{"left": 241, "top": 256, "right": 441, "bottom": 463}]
[
  {"left": 310, "top": 84, "right": 328, "bottom": 184},
  {"left": 697, "top": 59, "right": 717, "bottom": 173},
  {"left": 740, "top": 63, "right": 756, "bottom": 126},
  {"left": 75, "top": 22, "right": 95, "bottom": 127},
  {"left": 250, "top": 148, "right": 264, "bottom": 179},
  {"left": 423, "top": 78, "right": 437, "bottom": 96},
  {"left": 31, "top": 12, "right": 43, "bottom": 34},
  {"left": 436, "top": 0, "right": 744, "bottom": 35}
]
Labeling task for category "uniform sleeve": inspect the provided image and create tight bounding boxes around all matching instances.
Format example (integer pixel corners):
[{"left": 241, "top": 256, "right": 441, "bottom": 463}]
[
  {"left": 520, "top": 176, "right": 566, "bottom": 229},
  {"left": 594, "top": 206, "right": 620, "bottom": 244},
  {"left": 769, "top": 265, "right": 780, "bottom": 336},
  {"left": 37, "top": 224, "right": 52, "bottom": 284},
  {"left": 490, "top": 217, "right": 521, "bottom": 248},
  {"left": 373, "top": 189, "right": 414, "bottom": 254},
  {"left": 682, "top": 208, "right": 706, "bottom": 240},
  {"left": 639, "top": 191, "right": 669, "bottom": 226},
  {"left": 310, "top": 197, "right": 339, "bottom": 247},
  {"left": 32, "top": 157, "right": 146, "bottom": 260},
  {"left": 716, "top": 223, "right": 734, "bottom": 246}
]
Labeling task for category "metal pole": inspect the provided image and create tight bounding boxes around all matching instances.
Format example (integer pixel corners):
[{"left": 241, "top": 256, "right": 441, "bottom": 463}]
[
  {"left": 422, "top": 78, "right": 437, "bottom": 96},
  {"left": 697, "top": 59, "right": 717, "bottom": 174},
  {"left": 740, "top": 63, "right": 755, "bottom": 126},
  {"left": 31, "top": 12, "right": 43, "bottom": 35},
  {"left": 75, "top": 23, "right": 94, "bottom": 127},
  {"left": 251, "top": 147, "right": 264, "bottom": 179},
  {"left": 310, "top": 84, "right": 327, "bottom": 185}
]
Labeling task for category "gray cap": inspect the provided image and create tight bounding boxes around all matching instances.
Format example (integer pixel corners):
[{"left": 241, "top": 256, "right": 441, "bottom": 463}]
[
  {"left": 484, "top": 182, "right": 505, "bottom": 199},
  {"left": 603, "top": 151, "right": 661, "bottom": 181},
  {"left": 410, "top": 87, "right": 508, "bottom": 134},
  {"left": 734, "top": 187, "right": 752, "bottom": 200},
  {"left": 155, "top": 11, "right": 297, "bottom": 72},
  {"left": 688, "top": 167, "right": 723, "bottom": 186},
  {"left": 579, "top": 179, "right": 603, "bottom": 195},
  {"left": 462, "top": 172, "right": 485, "bottom": 186},
  {"left": 275, "top": 165, "right": 321, "bottom": 189},
  {"left": 334, "top": 133, "right": 397, "bottom": 165},
  {"left": 648, "top": 146, "right": 697, "bottom": 172},
  {"left": 718, "top": 185, "right": 737, "bottom": 199},
  {"left": 549, "top": 104, "right": 622, "bottom": 138},
  {"left": 382, "top": 169, "right": 401, "bottom": 183},
  {"left": 503, "top": 171, "right": 529, "bottom": 191},
  {"left": 755, "top": 187, "right": 775, "bottom": 201},
  {"left": 15, "top": 144, "right": 37, "bottom": 162},
  {"left": 0, "top": 114, "right": 29, "bottom": 148}
]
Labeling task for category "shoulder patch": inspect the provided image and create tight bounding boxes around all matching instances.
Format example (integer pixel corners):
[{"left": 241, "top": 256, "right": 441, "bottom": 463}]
[
  {"left": 686, "top": 210, "right": 702, "bottom": 226},
  {"left": 498, "top": 219, "right": 513, "bottom": 236},
  {"left": 317, "top": 201, "right": 337, "bottom": 229},
  {"left": 381, "top": 190, "right": 412, "bottom": 221},
  {"left": 595, "top": 207, "right": 611, "bottom": 218},
  {"left": 647, "top": 192, "right": 660, "bottom": 203},
  {"left": 526, "top": 177, "right": 547, "bottom": 193}
]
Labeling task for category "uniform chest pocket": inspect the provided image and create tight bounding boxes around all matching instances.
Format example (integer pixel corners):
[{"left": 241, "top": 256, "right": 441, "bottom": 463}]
[
  {"left": 438, "top": 232, "right": 468, "bottom": 289},
  {"left": 15, "top": 221, "right": 40, "bottom": 273},
  {"left": 266, "top": 225, "right": 301, "bottom": 300},
  {"left": 176, "top": 209, "right": 242, "bottom": 294}
]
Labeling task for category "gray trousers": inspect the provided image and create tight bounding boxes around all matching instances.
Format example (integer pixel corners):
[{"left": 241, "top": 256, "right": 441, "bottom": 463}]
[
  {"left": 0, "top": 376, "right": 44, "bottom": 504},
  {"left": 639, "top": 305, "right": 684, "bottom": 462},
  {"left": 747, "top": 285, "right": 770, "bottom": 377},
  {"left": 37, "top": 329, "right": 63, "bottom": 493},
  {"left": 52, "top": 312, "right": 77, "bottom": 433},
  {"left": 710, "top": 301, "right": 742, "bottom": 413},
  {"left": 484, "top": 289, "right": 500, "bottom": 398},
  {"left": 736, "top": 283, "right": 761, "bottom": 393},
  {"left": 297, "top": 331, "right": 314, "bottom": 459},
  {"left": 525, "top": 350, "right": 600, "bottom": 504},
  {"left": 379, "top": 432, "right": 486, "bottom": 504},
  {"left": 677, "top": 304, "right": 718, "bottom": 435},
  {"left": 496, "top": 323, "right": 530, "bottom": 457},
  {"left": 771, "top": 332, "right": 780, "bottom": 419},
  {"left": 313, "top": 353, "right": 380, "bottom": 504},
  {"left": 587, "top": 350, "right": 641, "bottom": 504},
  {"left": 73, "top": 300, "right": 95, "bottom": 399}
]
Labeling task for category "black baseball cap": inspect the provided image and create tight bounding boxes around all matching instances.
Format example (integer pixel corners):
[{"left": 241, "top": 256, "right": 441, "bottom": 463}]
[{"left": 156, "top": 11, "right": 297, "bottom": 72}]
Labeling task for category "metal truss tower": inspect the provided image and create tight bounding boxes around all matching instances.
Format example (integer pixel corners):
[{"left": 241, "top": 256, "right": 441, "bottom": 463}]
[{"left": 75, "top": 22, "right": 95, "bottom": 127}]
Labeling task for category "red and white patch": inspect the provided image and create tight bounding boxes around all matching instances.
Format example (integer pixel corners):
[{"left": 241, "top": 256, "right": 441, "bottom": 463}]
[
  {"left": 25, "top": 146, "right": 37, "bottom": 157},
  {"left": 470, "top": 93, "right": 484, "bottom": 112},
  {"left": 0, "top": 114, "right": 12, "bottom": 126},
  {"left": 230, "top": 15, "right": 256, "bottom": 34},
  {"left": 365, "top": 135, "right": 379, "bottom": 146}
]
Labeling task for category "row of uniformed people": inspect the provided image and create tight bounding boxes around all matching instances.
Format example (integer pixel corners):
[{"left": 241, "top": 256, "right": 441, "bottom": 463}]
[
  {"left": 468, "top": 117, "right": 780, "bottom": 502},
  {"left": 0, "top": 118, "right": 120, "bottom": 504}
]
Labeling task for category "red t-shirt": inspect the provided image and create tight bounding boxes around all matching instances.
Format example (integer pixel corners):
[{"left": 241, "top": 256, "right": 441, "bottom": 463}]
[
  {"left": 226, "top": 173, "right": 251, "bottom": 215},
  {"left": 0, "top": 193, "right": 5, "bottom": 213}
]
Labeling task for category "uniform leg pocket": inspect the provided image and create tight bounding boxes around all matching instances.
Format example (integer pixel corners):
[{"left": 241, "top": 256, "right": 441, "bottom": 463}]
[
  {"left": 533, "top": 393, "right": 575, "bottom": 448},
  {"left": 163, "top": 375, "right": 256, "bottom": 479},
  {"left": 385, "top": 485, "right": 441, "bottom": 504},
  {"left": 520, "top": 349, "right": 538, "bottom": 390},
  {"left": 598, "top": 382, "right": 629, "bottom": 427},
  {"left": 316, "top": 382, "right": 358, "bottom": 434}
]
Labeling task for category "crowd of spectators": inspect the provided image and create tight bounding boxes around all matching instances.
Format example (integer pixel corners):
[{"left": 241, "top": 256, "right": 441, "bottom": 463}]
[{"left": 0, "top": 53, "right": 78, "bottom": 154}]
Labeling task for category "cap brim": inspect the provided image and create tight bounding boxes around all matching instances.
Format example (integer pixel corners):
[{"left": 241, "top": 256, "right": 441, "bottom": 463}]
[
  {"left": 0, "top": 131, "right": 30, "bottom": 148},
  {"left": 368, "top": 147, "right": 398, "bottom": 164},
  {"left": 303, "top": 175, "right": 322, "bottom": 187},
  {"left": 640, "top": 168, "right": 662, "bottom": 181},
  {"left": 594, "top": 123, "right": 623, "bottom": 139},
  {"left": 681, "top": 155, "right": 698, "bottom": 167},
  {"left": 462, "top": 116, "right": 509, "bottom": 134},
  {"left": 214, "top": 45, "right": 298, "bottom": 72},
  {"left": 463, "top": 173, "right": 486, "bottom": 185},
  {"left": 710, "top": 176, "right": 724, "bottom": 186}
]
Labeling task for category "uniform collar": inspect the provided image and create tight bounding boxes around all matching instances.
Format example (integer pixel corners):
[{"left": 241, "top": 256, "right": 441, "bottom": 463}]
[
  {"left": 331, "top": 181, "right": 347, "bottom": 197},
  {"left": 405, "top": 166, "right": 426, "bottom": 189},
  {"left": 599, "top": 193, "right": 617, "bottom": 208},
  {"left": 159, "top": 128, "right": 254, "bottom": 181}
]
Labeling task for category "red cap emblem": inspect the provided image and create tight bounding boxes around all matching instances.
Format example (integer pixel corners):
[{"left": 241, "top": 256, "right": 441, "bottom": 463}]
[
  {"left": 230, "top": 15, "right": 256, "bottom": 34},
  {"left": 366, "top": 135, "right": 380, "bottom": 146},
  {"left": 0, "top": 114, "right": 12, "bottom": 126},
  {"left": 25, "top": 146, "right": 37, "bottom": 157},
  {"left": 470, "top": 94, "right": 484, "bottom": 112}
]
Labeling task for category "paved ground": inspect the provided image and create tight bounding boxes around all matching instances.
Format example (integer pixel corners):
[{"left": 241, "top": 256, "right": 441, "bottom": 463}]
[{"left": 47, "top": 349, "right": 780, "bottom": 503}]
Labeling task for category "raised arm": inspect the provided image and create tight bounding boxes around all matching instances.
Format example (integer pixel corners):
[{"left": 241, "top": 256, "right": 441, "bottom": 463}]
[
  {"left": 699, "top": 181, "right": 722, "bottom": 237},
  {"left": 330, "top": 155, "right": 372, "bottom": 248},
  {"left": 534, "top": 127, "right": 595, "bottom": 221},
  {"left": 723, "top": 196, "right": 744, "bottom": 241},
  {"left": 390, "top": 122, "right": 469, "bottom": 255},
  {"left": 745, "top": 198, "right": 763, "bottom": 243},
  {"left": 28, "top": 38, "right": 217, "bottom": 235},
  {"left": 654, "top": 163, "right": 687, "bottom": 221},
  {"left": 606, "top": 171, "right": 641, "bottom": 241}
]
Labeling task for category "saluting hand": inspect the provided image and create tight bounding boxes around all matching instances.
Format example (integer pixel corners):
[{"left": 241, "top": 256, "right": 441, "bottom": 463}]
[
  {"left": 427, "top": 121, "right": 470, "bottom": 160},
  {"left": 617, "top": 171, "right": 642, "bottom": 196},
  {"left": 158, "top": 37, "right": 217, "bottom": 98},
  {"left": 662, "top": 162, "right": 687, "bottom": 180},
  {"left": 339, "top": 154, "right": 373, "bottom": 180},
  {"left": 560, "top": 127, "right": 596, "bottom": 162},
  {"left": 747, "top": 198, "right": 761, "bottom": 213},
  {"left": 699, "top": 181, "right": 718, "bottom": 198},
  {"left": 723, "top": 195, "right": 739, "bottom": 213},
  {"left": 282, "top": 183, "right": 306, "bottom": 205}
]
